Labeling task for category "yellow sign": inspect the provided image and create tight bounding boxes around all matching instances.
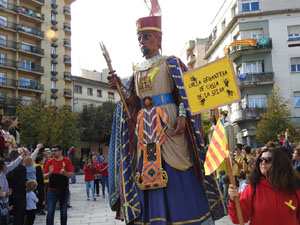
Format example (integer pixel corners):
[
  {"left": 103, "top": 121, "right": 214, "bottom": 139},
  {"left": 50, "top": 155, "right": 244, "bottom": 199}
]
[{"left": 183, "top": 57, "right": 241, "bottom": 115}]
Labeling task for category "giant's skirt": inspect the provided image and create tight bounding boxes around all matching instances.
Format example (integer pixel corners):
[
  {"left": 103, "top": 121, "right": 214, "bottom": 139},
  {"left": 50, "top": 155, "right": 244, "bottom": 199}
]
[{"left": 134, "top": 156, "right": 214, "bottom": 225}]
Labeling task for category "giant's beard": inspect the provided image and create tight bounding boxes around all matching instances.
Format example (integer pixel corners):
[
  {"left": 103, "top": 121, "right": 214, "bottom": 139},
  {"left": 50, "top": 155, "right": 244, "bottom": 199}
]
[{"left": 141, "top": 47, "right": 150, "bottom": 58}]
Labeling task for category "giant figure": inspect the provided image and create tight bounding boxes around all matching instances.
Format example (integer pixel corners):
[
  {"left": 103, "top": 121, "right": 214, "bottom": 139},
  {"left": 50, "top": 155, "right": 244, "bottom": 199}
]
[{"left": 107, "top": 10, "right": 226, "bottom": 225}]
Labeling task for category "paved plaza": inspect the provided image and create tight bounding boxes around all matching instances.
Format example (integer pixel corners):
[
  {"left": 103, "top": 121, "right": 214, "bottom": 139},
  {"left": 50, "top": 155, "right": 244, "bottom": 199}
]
[{"left": 35, "top": 175, "right": 234, "bottom": 225}]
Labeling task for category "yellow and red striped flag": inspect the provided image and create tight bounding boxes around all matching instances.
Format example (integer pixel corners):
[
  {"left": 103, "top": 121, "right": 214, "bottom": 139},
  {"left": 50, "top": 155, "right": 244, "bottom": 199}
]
[{"left": 204, "top": 118, "right": 230, "bottom": 175}]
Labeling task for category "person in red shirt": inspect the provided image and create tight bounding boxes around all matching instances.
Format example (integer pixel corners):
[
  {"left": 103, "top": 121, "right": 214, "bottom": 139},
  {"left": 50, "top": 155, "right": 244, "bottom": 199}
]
[
  {"left": 43, "top": 144, "right": 73, "bottom": 225},
  {"left": 228, "top": 147, "right": 300, "bottom": 225},
  {"left": 99, "top": 156, "right": 108, "bottom": 198},
  {"left": 92, "top": 155, "right": 101, "bottom": 197},
  {"left": 83, "top": 158, "right": 96, "bottom": 201}
]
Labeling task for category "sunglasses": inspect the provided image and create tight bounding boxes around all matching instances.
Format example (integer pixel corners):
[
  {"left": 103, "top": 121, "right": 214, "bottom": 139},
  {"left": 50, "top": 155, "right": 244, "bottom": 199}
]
[{"left": 258, "top": 157, "right": 272, "bottom": 164}]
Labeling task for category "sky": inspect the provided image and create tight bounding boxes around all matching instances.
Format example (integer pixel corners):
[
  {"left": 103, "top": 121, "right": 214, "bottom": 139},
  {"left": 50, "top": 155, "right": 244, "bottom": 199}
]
[{"left": 71, "top": 0, "right": 223, "bottom": 78}]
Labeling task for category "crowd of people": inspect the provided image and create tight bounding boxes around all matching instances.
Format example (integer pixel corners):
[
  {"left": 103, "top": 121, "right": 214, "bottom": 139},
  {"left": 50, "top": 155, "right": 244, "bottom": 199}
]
[{"left": 83, "top": 153, "right": 108, "bottom": 201}]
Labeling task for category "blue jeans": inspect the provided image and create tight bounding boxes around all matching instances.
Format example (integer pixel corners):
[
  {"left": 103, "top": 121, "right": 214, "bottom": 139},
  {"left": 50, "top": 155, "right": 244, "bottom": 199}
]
[
  {"left": 101, "top": 176, "right": 108, "bottom": 197},
  {"left": 46, "top": 189, "right": 69, "bottom": 225},
  {"left": 85, "top": 180, "right": 95, "bottom": 199}
]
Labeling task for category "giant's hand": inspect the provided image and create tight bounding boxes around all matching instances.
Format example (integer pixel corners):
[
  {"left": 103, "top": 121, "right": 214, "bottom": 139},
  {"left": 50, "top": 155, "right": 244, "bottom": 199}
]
[
  {"left": 228, "top": 184, "right": 239, "bottom": 201},
  {"left": 171, "top": 116, "right": 186, "bottom": 137},
  {"left": 107, "top": 73, "right": 122, "bottom": 90}
]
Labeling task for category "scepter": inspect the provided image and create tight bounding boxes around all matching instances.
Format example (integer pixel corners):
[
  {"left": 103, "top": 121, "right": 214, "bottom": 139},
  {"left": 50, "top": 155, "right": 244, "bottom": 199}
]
[{"left": 100, "top": 42, "right": 131, "bottom": 119}]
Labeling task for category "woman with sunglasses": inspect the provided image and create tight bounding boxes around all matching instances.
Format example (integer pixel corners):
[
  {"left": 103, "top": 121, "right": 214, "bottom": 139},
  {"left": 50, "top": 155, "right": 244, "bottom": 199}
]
[{"left": 228, "top": 147, "right": 300, "bottom": 225}]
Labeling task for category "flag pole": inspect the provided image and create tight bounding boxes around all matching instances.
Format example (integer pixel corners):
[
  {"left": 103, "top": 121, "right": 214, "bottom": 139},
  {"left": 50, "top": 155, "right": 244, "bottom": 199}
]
[{"left": 213, "top": 109, "right": 245, "bottom": 225}]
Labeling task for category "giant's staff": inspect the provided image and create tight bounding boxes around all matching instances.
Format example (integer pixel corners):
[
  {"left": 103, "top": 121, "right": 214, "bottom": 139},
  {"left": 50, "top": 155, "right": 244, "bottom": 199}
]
[{"left": 100, "top": 42, "right": 131, "bottom": 119}]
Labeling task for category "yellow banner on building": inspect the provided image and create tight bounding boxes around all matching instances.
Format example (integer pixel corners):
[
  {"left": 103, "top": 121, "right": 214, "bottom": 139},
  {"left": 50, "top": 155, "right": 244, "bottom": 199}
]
[{"left": 183, "top": 57, "right": 241, "bottom": 115}]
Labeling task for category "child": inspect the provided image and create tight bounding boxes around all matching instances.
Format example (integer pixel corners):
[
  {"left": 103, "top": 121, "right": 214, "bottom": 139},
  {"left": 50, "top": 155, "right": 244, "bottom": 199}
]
[
  {"left": 24, "top": 157, "right": 36, "bottom": 181},
  {"left": 0, "top": 187, "right": 13, "bottom": 225},
  {"left": 238, "top": 171, "right": 247, "bottom": 193},
  {"left": 222, "top": 175, "right": 230, "bottom": 211},
  {"left": 24, "top": 180, "right": 38, "bottom": 225}
]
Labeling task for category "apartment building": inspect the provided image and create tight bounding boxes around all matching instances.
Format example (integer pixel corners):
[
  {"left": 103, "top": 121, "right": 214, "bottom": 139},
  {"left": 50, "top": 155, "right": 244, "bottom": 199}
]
[
  {"left": 72, "top": 68, "right": 121, "bottom": 113},
  {"left": 0, "top": 0, "right": 75, "bottom": 115},
  {"left": 200, "top": 0, "right": 300, "bottom": 147}
]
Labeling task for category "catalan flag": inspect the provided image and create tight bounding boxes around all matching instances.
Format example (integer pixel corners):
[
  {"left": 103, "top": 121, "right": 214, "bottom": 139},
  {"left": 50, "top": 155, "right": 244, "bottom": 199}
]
[
  {"left": 224, "top": 38, "right": 258, "bottom": 54},
  {"left": 204, "top": 118, "right": 230, "bottom": 175}
]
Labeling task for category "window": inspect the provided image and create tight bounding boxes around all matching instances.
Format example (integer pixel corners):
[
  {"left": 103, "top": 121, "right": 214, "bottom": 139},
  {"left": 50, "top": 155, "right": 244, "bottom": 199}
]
[
  {"left": 243, "top": 61, "right": 264, "bottom": 73},
  {"left": 51, "top": 47, "right": 56, "bottom": 55},
  {"left": 241, "top": 29, "right": 263, "bottom": 39},
  {"left": 20, "top": 96, "right": 32, "bottom": 105},
  {"left": 0, "top": 0, "right": 8, "bottom": 8},
  {"left": 87, "top": 88, "right": 93, "bottom": 96},
  {"left": 221, "top": 19, "right": 226, "bottom": 31},
  {"left": 74, "top": 85, "right": 82, "bottom": 94},
  {"left": 242, "top": 1, "right": 259, "bottom": 12},
  {"left": 0, "top": 16, "right": 7, "bottom": 27},
  {"left": 20, "top": 59, "right": 36, "bottom": 71},
  {"left": 0, "top": 72, "right": 6, "bottom": 85},
  {"left": 108, "top": 92, "right": 115, "bottom": 100},
  {"left": 51, "top": 13, "right": 56, "bottom": 21},
  {"left": 97, "top": 90, "right": 102, "bottom": 97},
  {"left": 288, "top": 26, "right": 300, "bottom": 41},
  {"left": 20, "top": 42, "right": 33, "bottom": 52},
  {"left": 51, "top": 63, "right": 55, "bottom": 72},
  {"left": 291, "top": 57, "right": 300, "bottom": 72},
  {"left": 51, "top": 0, "right": 56, "bottom": 4},
  {"left": 20, "top": 77, "right": 36, "bottom": 89},
  {"left": 51, "top": 81, "right": 56, "bottom": 89},
  {"left": 0, "top": 35, "right": 6, "bottom": 47},
  {"left": 0, "top": 53, "right": 6, "bottom": 66},
  {"left": 231, "top": 4, "right": 237, "bottom": 17},
  {"left": 213, "top": 27, "right": 217, "bottom": 41},
  {"left": 248, "top": 95, "right": 267, "bottom": 108},
  {"left": 294, "top": 92, "right": 300, "bottom": 107}
]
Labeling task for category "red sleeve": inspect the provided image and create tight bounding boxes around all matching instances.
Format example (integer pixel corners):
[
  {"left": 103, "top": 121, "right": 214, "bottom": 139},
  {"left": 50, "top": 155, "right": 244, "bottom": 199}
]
[
  {"left": 44, "top": 159, "right": 52, "bottom": 174},
  {"left": 228, "top": 184, "right": 254, "bottom": 224},
  {"left": 64, "top": 158, "right": 73, "bottom": 172}
]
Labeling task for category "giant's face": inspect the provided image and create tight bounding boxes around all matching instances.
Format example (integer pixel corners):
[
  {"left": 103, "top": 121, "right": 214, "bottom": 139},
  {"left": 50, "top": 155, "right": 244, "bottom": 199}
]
[{"left": 138, "top": 32, "right": 161, "bottom": 58}]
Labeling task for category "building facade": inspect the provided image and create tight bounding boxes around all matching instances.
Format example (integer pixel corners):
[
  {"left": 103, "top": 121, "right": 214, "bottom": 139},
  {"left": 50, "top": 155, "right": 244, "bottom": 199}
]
[
  {"left": 0, "top": 0, "right": 74, "bottom": 116},
  {"left": 203, "top": 0, "right": 300, "bottom": 147},
  {"left": 72, "top": 68, "right": 121, "bottom": 158}
]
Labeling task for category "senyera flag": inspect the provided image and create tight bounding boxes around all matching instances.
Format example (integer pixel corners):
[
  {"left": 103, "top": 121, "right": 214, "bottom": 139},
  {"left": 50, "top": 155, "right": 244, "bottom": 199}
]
[{"left": 204, "top": 118, "right": 230, "bottom": 175}]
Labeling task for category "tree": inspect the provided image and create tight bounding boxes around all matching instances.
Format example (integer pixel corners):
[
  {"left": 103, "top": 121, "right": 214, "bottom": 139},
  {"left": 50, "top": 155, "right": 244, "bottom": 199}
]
[
  {"left": 17, "top": 101, "right": 80, "bottom": 148},
  {"left": 255, "top": 86, "right": 300, "bottom": 144},
  {"left": 79, "top": 101, "right": 117, "bottom": 149}
]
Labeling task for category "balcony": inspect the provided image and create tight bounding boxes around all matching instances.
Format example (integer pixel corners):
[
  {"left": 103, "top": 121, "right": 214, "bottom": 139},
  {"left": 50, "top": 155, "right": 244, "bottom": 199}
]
[
  {"left": 3, "top": 97, "right": 18, "bottom": 107},
  {"left": 18, "top": 6, "right": 44, "bottom": 22},
  {"left": 63, "top": 6, "right": 71, "bottom": 16},
  {"left": 227, "top": 38, "right": 272, "bottom": 61},
  {"left": 238, "top": 72, "right": 274, "bottom": 88},
  {"left": 17, "top": 62, "right": 44, "bottom": 74},
  {"left": 18, "top": 80, "right": 44, "bottom": 92},
  {"left": 30, "top": 0, "right": 45, "bottom": 6},
  {"left": 51, "top": 4, "right": 58, "bottom": 9},
  {"left": 0, "top": 1, "right": 18, "bottom": 13},
  {"left": 64, "top": 55, "right": 71, "bottom": 64},
  {"left": 64, "top": 72, "right": 72, "bottom": 80},
  {"left": 64, "top": 88, "right": 72, "bottom": 97},
  {"left": 0, "top": 21, "right": 18, "bottom": 31},
  {"left": 0, "top": 39, "right": 17, "bottom": 50},
  {"left": 63, "top": 22, "right": 71, "bottom": 32},
  {"left": 231, "top": 108, "right": 266, "bottom": 123},
  {"left": 63, "top": 38, "right": 71, "bottom": 48},
  {"left": 17, "top": 24, "right": 44, "bottom": 39},
  {"left": 17, "top": 43, "right": 44, "bottom": 56},
  {"left": 0, "top": 59, "right": 17, "bottom": 69},
  {"left": 51, "top": 71, "right": 58, "bottom": 76},
  {"left": 0, "top": 78, "right": 18, "bottom": 88}
]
